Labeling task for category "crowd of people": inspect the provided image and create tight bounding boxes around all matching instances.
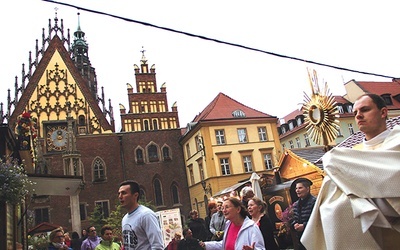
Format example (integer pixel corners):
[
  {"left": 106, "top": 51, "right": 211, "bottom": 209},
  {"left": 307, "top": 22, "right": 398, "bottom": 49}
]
[
  {"left": 43, "top": 93, "right": 399, "bottom": 249},
  {"left": 45, "top": 183, "right": 280, "bottom": 250},
  {"left": 46, "top": 224, "right": 121, "bottom": 250}
]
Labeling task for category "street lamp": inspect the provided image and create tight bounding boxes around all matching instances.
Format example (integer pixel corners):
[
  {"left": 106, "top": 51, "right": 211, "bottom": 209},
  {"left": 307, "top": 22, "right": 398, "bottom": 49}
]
[{"left": 201, "top": 179, "right": 212, "bottom": 195}]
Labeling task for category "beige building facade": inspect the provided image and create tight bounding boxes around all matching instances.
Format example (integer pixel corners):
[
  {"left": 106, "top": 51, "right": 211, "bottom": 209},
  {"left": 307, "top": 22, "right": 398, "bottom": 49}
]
[{"left": 180, "top": 93, "right": 281, "bottom": 218}]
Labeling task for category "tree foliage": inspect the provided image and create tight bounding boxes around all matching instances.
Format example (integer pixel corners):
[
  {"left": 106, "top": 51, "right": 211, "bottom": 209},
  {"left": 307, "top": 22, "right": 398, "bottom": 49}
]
[{"left": 89, "top": 205, "right": 105, "bottom": 232}]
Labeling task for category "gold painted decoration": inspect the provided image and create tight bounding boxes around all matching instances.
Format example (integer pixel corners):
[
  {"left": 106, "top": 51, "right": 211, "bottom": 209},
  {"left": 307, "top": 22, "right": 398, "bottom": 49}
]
[
  {"left": 303, "top": 69, "right": 340, "bottom": 148},
  {"left": 15, "top": 112, "right": 38, "bottom": 170}
]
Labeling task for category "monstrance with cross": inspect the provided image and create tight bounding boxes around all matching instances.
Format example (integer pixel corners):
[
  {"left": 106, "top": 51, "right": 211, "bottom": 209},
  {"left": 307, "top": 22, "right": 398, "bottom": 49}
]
[{"left": 302, "top": 69, "right": 340, "bottom": 151}]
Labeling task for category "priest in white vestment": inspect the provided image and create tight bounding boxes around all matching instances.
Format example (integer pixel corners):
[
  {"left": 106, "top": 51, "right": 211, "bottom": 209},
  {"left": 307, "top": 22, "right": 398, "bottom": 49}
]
[{"left": 302, "top": 94, "right": 400, "bottom": 250}]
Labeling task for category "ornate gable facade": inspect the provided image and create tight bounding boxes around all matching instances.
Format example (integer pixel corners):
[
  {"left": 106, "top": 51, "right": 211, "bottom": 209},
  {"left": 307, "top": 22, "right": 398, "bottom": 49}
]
[{"left": 0, "top": 14, "right": 191, "bottom": 238}]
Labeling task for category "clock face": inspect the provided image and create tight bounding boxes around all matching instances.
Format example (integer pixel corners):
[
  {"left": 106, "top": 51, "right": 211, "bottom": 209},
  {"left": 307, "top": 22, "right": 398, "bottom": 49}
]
[{"left": 46, "top": 125, "right": 68, "bottom": 151}]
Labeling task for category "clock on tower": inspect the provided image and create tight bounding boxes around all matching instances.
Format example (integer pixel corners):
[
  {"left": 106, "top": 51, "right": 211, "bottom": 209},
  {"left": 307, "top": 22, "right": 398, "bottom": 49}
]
[{"left": 46, "top": 124, "right": 68, "bottom": 152}]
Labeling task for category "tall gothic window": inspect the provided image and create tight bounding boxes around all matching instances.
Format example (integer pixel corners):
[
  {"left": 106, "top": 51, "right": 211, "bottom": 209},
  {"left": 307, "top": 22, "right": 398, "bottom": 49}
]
[
  {"left": 148, "top": 144, "right": 159, "bottom": 162},
  {"left": 162, "top": 146, "right": 171, "bottom": 160},
  {"left": 93, "top": 157, "right": 106, "bottom": 181},
  {"left": 136, "top": 148, "right": 144, "bottom": 163},
  {"left": 154, "top": 179, "right": 163, "bottom": 206},
  {"left": 144, "top": 120, "right": 150, "bottom": 131},
  {"left": 171, "top": 184, "right": 180, "bottom": 204},
  {"left": 152, "top": 119, "right": 158, "bottom": 130}
]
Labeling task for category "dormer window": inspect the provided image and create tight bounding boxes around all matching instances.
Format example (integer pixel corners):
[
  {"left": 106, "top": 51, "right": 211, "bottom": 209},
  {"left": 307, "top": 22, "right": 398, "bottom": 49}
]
[
  {"left": 337, "top": 105, "right": 344, "bottom": 114},
  {"left": 232, "top": 109, "right": 246, "bottom": 118},
  {"left": 296, "top": 116, "right": 303, "bottom": 126},
  {"left": 288, "top": 122, "right": 294, "bottom": 130},
  {"left": 381, "top": 94, "right": 393, "bottom": 105},
  {"left": 346, "top": 104, "right": 353, "bottom": 113}
]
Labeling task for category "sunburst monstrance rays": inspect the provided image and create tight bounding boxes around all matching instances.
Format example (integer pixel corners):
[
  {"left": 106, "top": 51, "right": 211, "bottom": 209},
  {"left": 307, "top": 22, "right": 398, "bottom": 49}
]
[{"left": 303, "top": 81, "right": 340, "bottom": 147}]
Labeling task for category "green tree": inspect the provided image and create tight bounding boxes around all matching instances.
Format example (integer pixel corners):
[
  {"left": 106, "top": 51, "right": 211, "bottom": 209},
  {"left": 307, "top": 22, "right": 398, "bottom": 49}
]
[
  {"left": 89, "top": 204, "right": 105, "bottom": 231},
  {"left": 103, "top": 201, "right": 124, "bottom": 239}
]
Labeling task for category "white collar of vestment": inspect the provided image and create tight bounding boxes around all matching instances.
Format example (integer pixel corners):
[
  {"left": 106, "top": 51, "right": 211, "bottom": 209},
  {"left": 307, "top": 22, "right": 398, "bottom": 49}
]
[{"left": 363, "top": 129, "right": 390, "bottom": 149}]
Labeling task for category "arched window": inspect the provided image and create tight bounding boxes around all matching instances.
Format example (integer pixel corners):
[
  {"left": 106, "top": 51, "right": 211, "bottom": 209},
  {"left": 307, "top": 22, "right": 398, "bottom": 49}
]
[
  {"left": 154, "top": 179, "right": 163, "bottom": 206},
  {"left": 171, "top": 184, "right": 180, "bottom": 204},
  {"left": 92, "top": 157, "right": 106, "bottom": 182},
  {"left": 148, "top": 144, "right": 159, "bottom": 162},
  {"left": 78, "top": 115, "right": 85, "bottom": 125},
  {"left": 152, "top": 119, "right": 158, "bottom": 130},
  {"left": 136, "top": 148, "right": 144, "bottom": 163},
  {"left": 162, "top": 146, "right": 171, "bottom": 161},
  {"left": 144, "top": 120, "right": 150, "bottom": 131}
]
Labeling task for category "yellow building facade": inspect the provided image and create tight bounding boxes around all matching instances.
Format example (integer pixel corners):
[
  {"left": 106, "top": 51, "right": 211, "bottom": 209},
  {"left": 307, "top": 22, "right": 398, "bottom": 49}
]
[{"left": 180, "top": 93, "right": 281, "bottom": 218}]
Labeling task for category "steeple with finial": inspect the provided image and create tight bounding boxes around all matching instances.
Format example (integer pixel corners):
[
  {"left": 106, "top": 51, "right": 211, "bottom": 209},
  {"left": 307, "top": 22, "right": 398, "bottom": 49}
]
[
  {"left": 140, "top": 47, "right": 147, "bottom": 64},
  {"left": 71, "top": 12, "right": 98, "bottom": 99}
]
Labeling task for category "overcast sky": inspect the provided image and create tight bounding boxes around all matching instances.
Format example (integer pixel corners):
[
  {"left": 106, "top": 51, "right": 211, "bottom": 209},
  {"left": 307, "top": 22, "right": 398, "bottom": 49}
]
[{"left": 1, "top": 0, "right": 398, "bottom": 131}]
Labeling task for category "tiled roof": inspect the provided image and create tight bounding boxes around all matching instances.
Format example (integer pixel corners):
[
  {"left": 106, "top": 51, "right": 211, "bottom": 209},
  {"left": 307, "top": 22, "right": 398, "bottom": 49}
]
[
  {"left": 278, "top": 108, "right": 303, "bottom": 126},
  {"left": 279, "top": 123, "right": 306, "bottom": 139},
  {"left": 278, "top": 109, "right": 305, "bottom": 139},
  {"left": 289, "top": 146, "right": 326, "bottom": 169},
  {"left": 334, "top": 95, "right": 351, "bottom": 104},
  {"left": 354, "top": 81, "right": 400, "bottom": 109},
  {"left": 193, "top": 92, "right": 276, "bottom": 122}
]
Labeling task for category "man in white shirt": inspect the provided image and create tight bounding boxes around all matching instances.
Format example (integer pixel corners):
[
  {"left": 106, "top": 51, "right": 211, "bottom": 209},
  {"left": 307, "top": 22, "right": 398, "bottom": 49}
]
[{"left": 118, "top": 180, "right": 164, "bottom": 250}]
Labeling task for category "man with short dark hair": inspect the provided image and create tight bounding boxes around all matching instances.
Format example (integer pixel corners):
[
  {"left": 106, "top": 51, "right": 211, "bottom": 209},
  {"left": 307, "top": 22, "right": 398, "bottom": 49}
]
[
  {"left": 302, "top": 93, "right": 400, "bottom": 249},
  {"left": 291, "top": 178, "right": 316, "bottom": 250},
  {"left": 95, "top": 225, "right": 120, "bottom": 250},
  {"left": 118, "top": 180, "right": 163, "bottom": 250},
  {"left": 81, "top": 226, "right": 100, "bottom": 250}
]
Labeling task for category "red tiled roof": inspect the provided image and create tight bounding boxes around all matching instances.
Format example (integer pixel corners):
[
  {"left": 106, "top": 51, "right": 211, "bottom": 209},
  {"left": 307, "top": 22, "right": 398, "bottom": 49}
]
[
  {"left": 193, "top": 92, "right": 276, "bottom": 122},
  {"left": 279, "top": 122, "right": 307, "bottom": 139},
  {"left": 278, "top": 108, "right": 303, "bottom": 126},
  {"left": 333, "top": 95, "right": 351, "bottom": 104},
  {"left": 354, "top": 81, "right": 400, "bottom": 109}
]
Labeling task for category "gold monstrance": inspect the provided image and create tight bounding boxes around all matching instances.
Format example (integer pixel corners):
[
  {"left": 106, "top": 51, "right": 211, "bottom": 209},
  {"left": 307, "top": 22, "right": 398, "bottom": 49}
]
[{"left": 302, "top": 69, "right": 340, "bottom": 151}]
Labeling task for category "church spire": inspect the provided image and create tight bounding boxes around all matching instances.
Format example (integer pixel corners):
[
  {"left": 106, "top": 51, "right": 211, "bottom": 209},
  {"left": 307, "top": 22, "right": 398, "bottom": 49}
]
[{"left": 71, "top": 12, "right": 98, "bottom": 99}]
